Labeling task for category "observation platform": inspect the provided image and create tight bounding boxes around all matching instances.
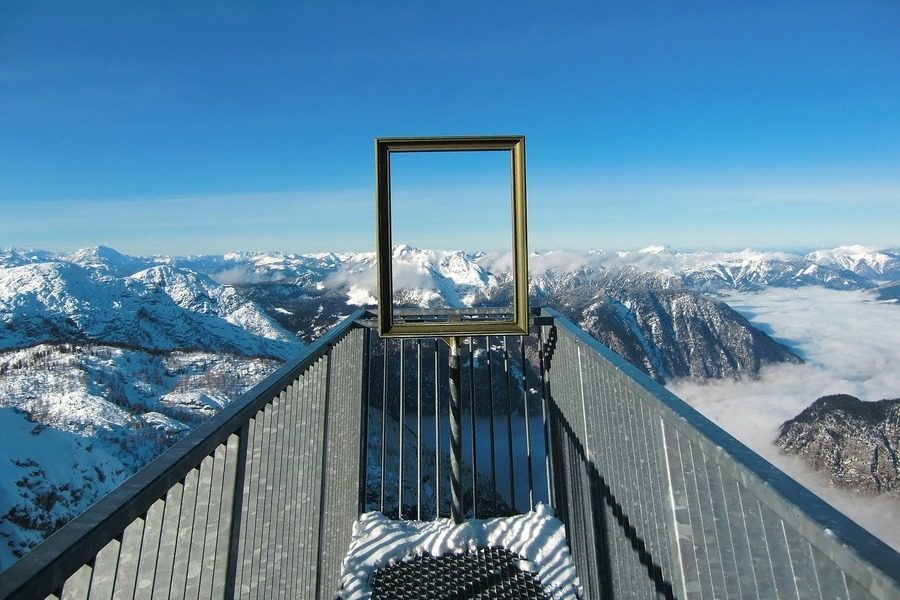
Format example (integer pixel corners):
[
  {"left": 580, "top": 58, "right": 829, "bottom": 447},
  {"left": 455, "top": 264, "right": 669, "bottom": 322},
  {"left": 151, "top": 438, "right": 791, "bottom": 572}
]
[{"left": 1, "top": 308, "right": 898, "bottom": 599}]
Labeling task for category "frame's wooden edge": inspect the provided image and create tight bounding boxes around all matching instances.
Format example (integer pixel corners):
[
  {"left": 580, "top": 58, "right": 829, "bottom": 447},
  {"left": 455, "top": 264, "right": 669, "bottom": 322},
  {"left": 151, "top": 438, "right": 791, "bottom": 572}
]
[
  {"left": 374, "top": 135, "right": 529, "bottom": 339},
  {"left": 377, "top": 135, "right": 524, "bottom": 152},
  {"left": 379, "top": 318, "right": 531, "bottom": 339}
]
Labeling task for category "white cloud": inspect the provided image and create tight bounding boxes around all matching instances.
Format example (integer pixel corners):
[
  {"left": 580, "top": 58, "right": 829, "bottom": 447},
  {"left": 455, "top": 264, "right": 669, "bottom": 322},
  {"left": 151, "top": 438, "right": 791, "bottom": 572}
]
[{"left": 667, "top": 287, "right": 900, "bottom": 550}]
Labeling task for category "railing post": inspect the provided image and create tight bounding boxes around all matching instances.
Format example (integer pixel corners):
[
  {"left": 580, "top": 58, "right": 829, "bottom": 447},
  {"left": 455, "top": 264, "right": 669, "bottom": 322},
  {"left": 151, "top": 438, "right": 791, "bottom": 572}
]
[
  {"left": 223, "top": 421, "right": 249, "bottom": 599},
  {"left": 358, "top": 327, "right": 371, "bottom": 515},
  {"left": 314, "top": 351, "right": 333, "bottom": 600},
  {"left": 448, "top": 337, "right": 464, "bottom": 523}
]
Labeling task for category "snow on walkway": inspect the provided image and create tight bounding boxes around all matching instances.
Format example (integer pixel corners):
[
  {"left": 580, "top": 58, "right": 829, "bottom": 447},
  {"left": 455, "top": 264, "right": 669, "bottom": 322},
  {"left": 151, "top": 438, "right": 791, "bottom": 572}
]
[{"left": 339, "top": 503, "right": 581, "bottom": 599}]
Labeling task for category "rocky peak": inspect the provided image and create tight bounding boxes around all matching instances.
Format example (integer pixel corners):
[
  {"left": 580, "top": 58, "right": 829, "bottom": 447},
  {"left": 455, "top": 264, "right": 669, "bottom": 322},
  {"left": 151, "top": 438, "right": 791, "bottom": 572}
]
[{"left": 777, "top": 394, "right": 900, "bottom": 495}]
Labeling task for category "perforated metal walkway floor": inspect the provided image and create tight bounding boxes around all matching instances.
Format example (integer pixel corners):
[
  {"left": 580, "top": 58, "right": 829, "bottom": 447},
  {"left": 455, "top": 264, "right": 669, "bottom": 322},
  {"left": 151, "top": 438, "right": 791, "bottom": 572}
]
[{"left": 370, "top": 547, "right": 549, "bottom": 599}]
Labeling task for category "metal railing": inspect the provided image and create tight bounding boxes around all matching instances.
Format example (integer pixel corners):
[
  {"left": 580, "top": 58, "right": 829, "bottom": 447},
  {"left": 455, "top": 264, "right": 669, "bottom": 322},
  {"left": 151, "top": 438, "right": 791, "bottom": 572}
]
[
  {"left": 0, "top": 309, "right": 368, "bottom": 600},
  {"left": 2, "top": 307, "right": 899, "bottom": 599},
  {"left": 543, "top": 307, "right": 900, "bottom": 599},
  {"left": 360, "top": 330, "right": 551, "bottom": 521}
]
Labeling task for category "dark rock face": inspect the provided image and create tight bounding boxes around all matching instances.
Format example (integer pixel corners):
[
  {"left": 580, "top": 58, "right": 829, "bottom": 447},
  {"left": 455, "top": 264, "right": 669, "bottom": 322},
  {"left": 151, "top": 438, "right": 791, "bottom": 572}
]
[
  {"left": 777, "top": 395, "right": 900, "bottom": 495},
  {"left": 533, "top": 269, "right": 802, "bottom": 382},
  {"left": 874, "top": 281, "right": 900, "bottom": 303}
]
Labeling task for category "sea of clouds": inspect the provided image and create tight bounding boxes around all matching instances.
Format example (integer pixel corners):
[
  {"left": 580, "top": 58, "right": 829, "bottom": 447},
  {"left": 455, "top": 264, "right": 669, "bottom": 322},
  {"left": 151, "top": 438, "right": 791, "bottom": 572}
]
[{"left": 667, "top": 287, "right": 900, "bottom": 550}]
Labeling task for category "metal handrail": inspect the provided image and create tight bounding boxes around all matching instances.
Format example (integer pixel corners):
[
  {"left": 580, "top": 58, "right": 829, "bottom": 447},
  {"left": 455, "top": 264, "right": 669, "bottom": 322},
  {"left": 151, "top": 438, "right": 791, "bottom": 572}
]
[
  {"left": 542, "top": 307, "right": 900, "bottom": 599},
  {"left": 0, "top": 309, "right": 366, "bottom": 600}
]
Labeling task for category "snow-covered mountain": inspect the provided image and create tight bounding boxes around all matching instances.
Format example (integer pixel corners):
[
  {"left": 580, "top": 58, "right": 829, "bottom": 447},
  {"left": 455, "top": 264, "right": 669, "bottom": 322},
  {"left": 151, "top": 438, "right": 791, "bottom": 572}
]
[
  {"left": 9, "top": 243, "right": 895, "bottom": 299},
  {"left": 0, "top": 254, "right": 305, "bottom": 567},
  {"left": 805, "top": 245, "right": 900, "bottom": 281},
  {"left": 531, "top": 266, "right": 802, "bottom": 381},
  {"left": 0, "top": 261, "right": 301, "bottom": 359}
]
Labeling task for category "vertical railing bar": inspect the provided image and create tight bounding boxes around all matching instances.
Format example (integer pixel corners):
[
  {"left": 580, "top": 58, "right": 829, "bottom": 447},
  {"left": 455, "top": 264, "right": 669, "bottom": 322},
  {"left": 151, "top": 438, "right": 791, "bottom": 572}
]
[
  {"left": 417, "top": 339, "right": 423, "bottom": 521},
  {"left": 577, "top": 343, "right": 598, "bottom": 594},
  {"left": 159, "top": 479, "right": 185, "bottom": 598},
  {"left": 269, "top": 388, "right": 289, "bottom": 596},
  {"left": 170, "top": 469, "right": 199, "bottom": 600},
  {"left": 276, "top": 383, "right": 297, "bottom": 598},
  {"left": 623, "top": 377, "right": 653, "bottom": 592},
  {"left": 128, "top": 512, "right": 148, "bottom": 599},
  {"left": 199, "top": 446, "right": 223, "bottom": 599},
  {"left": 213, "top": 439, "right": 234, "bottom": 597},
  {"left": 246, "top": 414, "right": 265, "bottom": 600},
  {"left": 292, "top": 367, "right": 312, "bottom": 595},
  {"left": 434, "top": 339, "right": 441, "bottom": 519},
  {"left": 183, "top": 466, "right": 204, "bottom": 600},
  {"left": 358, "top": 326, "right": 371, "bottom": 515},
  {"left": 232, "top": 427, "right": 251, "bottom": 596},
  {"left": 634, "top": 381, "right": 664, "bottom": 566},
  {"left": 238, "top": 418, "right": 266, "bottom": 590},
  {"left": 448, "top": 337, "right": 464, "bottom": 523},
  {"left": 468, "top": 336, "right": 477, "bottom": 518},
  {"left": 583, "top": 346, "right": 605, "bottom": 595},
  {"left": 380, "top": 339, "right": 389, "bottom": 513},
  {"left": 259, "top": 397, "right": 279, "bottom": 597},
  {"left": 326, "top": 341, "right": 343, "bottom": 592},
  {"left": 109, "top": 532, "right": 124, "bottom": 600},
  {"left": 268, "top": 389, "right": 288, "bottom": 595},
  {"left": 626, "top": 381, "right": 656, "bottom": 582},
  {"left": 298, "top": 362, "right": 316, "bottom": 598},
  {"left": 598, "top": 341, "right": 624, "bottom": 592},
  {"left": 290, "top": 370, "right": 309, "bottom": 592},
  {"left": 563, "top": 337, "right": 584, "bottom": 588},
  {"left": 486, "top": 335, "right": 497, "bottom": 516},
  {"left": 398, "top": 340, "right": 405, "bottom": 519},
  {"left": 224, "top": 423, "right": 249, "bottom": 599},
  {"left": 580, "top": 337, "right": 600, "bottom": 594},
  {"left": 284, "top": 379, "right": 303, "bottom": 597},
  {"left": 314, "top": 352, "right": 334, "bottom": 600},
  {"left": 243, "top": 414, "right": 263, "bottom": 597},
  {"left": 84, "top": 558, "right": 96, "bottom": 599},
  {"left": 137, "top": 499, "right": 165, "bottom": 600},
  {"left": 253, "top": 404, "right": 275, "bottom": 598},
  {"left": 522, "top": 334, "right": 534, "bottom": 511},
  {"left": 303, "top": 360, "right": 323, "bottom": 596},
  {"left": 539, "top": 324, "right": 556, "bottom": 508},
  {"left": 330, "top": 339, "right": 347, "bottom": 588},
  {"left": 503, "top": 336, "right": 516, "bottom": 512},
  {"left": 280, "top": 380, "right": 298, "bottom": 594},
  {"left": 189, "top": 454, "right": 215, "bottom": 600}
]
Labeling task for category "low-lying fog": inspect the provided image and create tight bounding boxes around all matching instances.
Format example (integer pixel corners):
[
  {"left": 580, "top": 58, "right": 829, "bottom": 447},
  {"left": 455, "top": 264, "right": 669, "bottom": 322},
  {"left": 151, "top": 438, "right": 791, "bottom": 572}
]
[{"left": 668, "top": 287, "right": 900, "bottom": 550}]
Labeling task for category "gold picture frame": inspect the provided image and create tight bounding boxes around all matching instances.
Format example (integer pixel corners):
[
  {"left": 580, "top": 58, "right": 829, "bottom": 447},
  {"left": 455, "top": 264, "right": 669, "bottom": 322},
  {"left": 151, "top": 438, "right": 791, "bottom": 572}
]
[{"left": 375, "top": 135, "right": 529, "bottom": 338}]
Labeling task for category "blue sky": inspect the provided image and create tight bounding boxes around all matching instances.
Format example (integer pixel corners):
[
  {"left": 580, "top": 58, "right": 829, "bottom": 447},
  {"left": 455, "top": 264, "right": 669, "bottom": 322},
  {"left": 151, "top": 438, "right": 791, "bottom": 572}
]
[{"left": 1, "top": 1, "right": 898, "bottom": 255}]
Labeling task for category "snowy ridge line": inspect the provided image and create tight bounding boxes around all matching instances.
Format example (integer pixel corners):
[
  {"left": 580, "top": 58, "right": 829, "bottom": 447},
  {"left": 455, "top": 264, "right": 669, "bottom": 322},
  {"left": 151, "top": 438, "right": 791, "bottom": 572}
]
[
  {"left": 3, "top": 244, "right": 899, "bottom": 297},
  {"left": 0, "top": 260, "right": 303, "bottom": 358},
  {"left": 339, "top": 504, "right": 580, "bottom": 599}
]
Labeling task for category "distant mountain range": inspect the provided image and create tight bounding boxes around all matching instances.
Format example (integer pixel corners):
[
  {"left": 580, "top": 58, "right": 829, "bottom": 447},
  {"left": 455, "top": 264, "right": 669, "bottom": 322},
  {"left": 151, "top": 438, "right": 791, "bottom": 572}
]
[{"left": 4, "top": 243, "right": 898, "bottom": 295}]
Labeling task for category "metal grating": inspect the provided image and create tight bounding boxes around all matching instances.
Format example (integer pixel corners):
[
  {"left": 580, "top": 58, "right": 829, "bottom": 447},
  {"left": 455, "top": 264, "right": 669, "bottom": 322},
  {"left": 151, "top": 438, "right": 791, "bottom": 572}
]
[{"left": 370, "top": 547, "right": 549, "bottom": 599}]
